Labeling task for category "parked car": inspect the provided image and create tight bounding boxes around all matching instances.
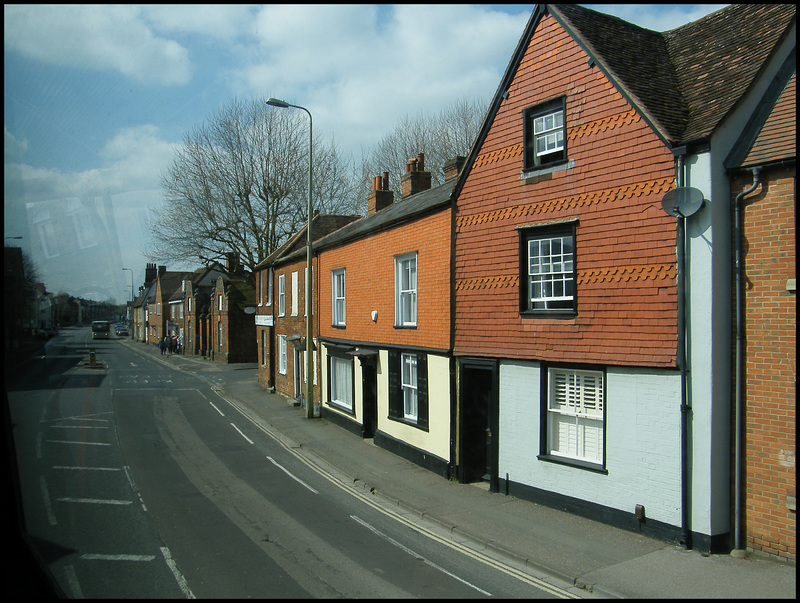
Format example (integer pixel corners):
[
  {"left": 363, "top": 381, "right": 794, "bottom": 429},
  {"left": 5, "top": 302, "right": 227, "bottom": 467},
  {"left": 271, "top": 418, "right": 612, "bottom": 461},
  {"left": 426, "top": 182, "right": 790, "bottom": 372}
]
[{"left": 116, "top": 326, "right": 129, "bottom": 337}]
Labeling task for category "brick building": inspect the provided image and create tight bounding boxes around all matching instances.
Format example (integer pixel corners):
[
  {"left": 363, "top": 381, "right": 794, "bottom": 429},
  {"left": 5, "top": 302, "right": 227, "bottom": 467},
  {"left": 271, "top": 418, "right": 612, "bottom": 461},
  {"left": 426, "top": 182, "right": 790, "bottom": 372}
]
[
  {"left": 206, "top": 264, "right": 257, "bottom": 363},
  {"left": 727, "top": 72, "right": 795, "bottom": 561},
  {"left": 450, "top": 4, "right": 795, "bottom": 554},
  {"left": 313, "top": 155, "right": 461, "bottom": 476},
  {"left": 254, "top": 214, "right": 360, "bottom": 405}
]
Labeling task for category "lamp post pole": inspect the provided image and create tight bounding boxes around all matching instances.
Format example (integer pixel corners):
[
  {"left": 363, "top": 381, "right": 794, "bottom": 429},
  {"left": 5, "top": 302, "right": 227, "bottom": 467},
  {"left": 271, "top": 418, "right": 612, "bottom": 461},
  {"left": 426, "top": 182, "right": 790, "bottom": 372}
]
[
  {"left": 122, "top": 268, "right": 134, "bottom": 337},
  {"left": 266, "top": 98, "right": 316, "bottom": 418}
]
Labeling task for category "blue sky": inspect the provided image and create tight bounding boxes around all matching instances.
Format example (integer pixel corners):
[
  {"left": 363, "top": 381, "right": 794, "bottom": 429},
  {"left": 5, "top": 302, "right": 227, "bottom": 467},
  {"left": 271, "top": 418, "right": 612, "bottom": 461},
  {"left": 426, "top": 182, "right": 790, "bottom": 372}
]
[{"left": 4, "top": 4, "right": 726, "bottom": 304}]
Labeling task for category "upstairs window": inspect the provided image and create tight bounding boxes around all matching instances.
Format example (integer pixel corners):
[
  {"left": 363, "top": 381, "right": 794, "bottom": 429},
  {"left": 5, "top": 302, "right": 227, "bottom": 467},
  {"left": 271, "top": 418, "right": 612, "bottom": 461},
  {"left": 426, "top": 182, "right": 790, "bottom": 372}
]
[
  {"left": 519, "top": 222, "right": 577, "bottom": 315},
  {"left": 278, "top": 274, "right": 285, "bottom": 317},
  {"left": 524, "top": 97, "right": 567, "bottom": 171},
  {"left": 395, "top": 252, "right": 417, "bottom": 327},
  {"left": 332, "top": 268, "right": 346, "bottom": 327}
]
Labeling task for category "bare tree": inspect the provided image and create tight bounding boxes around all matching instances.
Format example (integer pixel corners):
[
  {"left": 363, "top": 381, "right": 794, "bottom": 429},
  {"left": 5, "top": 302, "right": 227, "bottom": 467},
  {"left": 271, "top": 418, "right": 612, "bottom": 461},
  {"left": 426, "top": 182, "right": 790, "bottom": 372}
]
[
  {"left": 356, "top": 96, "right": 488, "bottom": 209},
  {"left": 149, "top": 97, "right": 358, "bottom": 277}
]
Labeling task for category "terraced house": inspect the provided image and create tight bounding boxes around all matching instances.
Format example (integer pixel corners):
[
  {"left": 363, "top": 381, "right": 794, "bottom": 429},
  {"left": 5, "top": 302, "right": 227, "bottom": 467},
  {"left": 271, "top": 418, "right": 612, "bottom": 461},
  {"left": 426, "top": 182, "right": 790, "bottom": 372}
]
[
  {"left": 313, "top": 156, "right": 461, "bottom": 476},
  {"left": 450, "top": 3, "right": 795, "bottom": 558}
]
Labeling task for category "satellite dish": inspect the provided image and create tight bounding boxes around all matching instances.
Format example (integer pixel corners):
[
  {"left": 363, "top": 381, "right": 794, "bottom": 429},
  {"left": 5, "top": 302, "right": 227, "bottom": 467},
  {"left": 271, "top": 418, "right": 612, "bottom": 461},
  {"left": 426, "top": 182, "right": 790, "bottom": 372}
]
[
  {"left": 244, "top": 306, "right": 256, "bottom": 315},
  {"left": 661, "top": 187, "right": 704, "bottom": 217}
]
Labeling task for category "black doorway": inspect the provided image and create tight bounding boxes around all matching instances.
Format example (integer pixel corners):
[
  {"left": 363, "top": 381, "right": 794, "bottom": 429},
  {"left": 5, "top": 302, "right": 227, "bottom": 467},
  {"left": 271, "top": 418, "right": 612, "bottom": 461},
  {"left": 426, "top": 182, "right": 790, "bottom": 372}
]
[
  {"left": 360, "top": 356, "right": 378, "bottom": 438},
  {"left": 458, "top": 360, "right": 498, "bottom": 491}
]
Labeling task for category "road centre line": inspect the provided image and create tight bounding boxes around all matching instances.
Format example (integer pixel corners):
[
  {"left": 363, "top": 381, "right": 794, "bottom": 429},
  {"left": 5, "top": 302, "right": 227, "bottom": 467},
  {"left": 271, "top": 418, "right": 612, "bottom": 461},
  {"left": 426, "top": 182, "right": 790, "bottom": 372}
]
[
  {"left": 57, "top": 497, "right": 133, "bottom": 505},
  {"left": 160, "top": 547, "right": 196, "bottom": 598},
  {"left": 47, "top": 440, "right": 110, "bottom": 446},
  {"left": 351, "top": 514, "right": 492, "bottom": 597},
  {"left": 80, "top": 553, "right": 155, "bottom": 561},
  {"left": 266, "top": 456, "right": 319, "bottom": 494},
  {"left": 230, "top": 422, "right": 254, "bottom": 444},
  {"left": 50, "top": 424, "right": 109, "bottom": 429},
  {"left": 39, "top": 476, "right": 57, "bottom": 526},
  {"left": 221, "top": 395, "right": 579, "bottom": 599},
  {"left": 53, "top": 465, "right": 120, "bottom": 471}
]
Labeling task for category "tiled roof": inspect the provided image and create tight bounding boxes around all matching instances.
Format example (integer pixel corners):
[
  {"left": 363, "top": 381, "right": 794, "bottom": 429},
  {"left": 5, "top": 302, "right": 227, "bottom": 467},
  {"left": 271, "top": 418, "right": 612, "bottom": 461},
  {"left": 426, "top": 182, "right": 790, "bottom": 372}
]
[
  {"left": 258, "top": 213, "right": 360, "bottom": 268},
  {"left": 741, "top": 73, "right": 796, "bottom": 167},
  {"left": 552, "top": 3, "right": 796, "bottom": 145},
  {"left": 313, "top": 178, "right": 455, "bottom": 252}
]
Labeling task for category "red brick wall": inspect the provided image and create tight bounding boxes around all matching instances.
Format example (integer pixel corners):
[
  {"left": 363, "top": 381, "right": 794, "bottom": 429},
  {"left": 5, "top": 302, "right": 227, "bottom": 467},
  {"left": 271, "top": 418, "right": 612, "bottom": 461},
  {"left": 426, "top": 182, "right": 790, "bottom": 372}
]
[
  {"left": 734, "top": 167, "right": 796, "bottom": 562},
  {"left": 454, "top": 13, "right": 677, "bottom": 367},
  {"left": 272, "top": 257, "right": 320, "bottom": 402},
  {"left": 317, "top": 208, "right": 451, "bottom": 351}
]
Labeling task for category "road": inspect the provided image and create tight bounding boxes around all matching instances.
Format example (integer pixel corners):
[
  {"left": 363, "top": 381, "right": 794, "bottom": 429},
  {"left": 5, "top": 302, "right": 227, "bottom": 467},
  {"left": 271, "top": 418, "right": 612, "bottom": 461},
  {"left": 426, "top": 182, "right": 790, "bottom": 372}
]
[{"left": 6, "top": 326, "right": 581, "bottom": 598}]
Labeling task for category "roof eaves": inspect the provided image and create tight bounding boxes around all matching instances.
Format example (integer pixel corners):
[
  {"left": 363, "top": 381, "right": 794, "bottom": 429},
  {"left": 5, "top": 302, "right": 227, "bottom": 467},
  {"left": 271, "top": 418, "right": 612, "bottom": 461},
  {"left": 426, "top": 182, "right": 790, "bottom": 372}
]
[
  {"left": 313, "top": 180, "right": 455, "bottom": 254},
  {"left": 549, "top": 4, "right": 685, "bottom": 147},
  {"left": 450, "top": 4, "right": 547, "bottom": 204}
]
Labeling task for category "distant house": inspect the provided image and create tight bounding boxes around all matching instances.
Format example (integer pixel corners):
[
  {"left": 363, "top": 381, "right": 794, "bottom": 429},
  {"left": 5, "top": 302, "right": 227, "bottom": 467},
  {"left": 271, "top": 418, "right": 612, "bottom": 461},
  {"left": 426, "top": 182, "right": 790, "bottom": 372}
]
[
  {"left": 450, "top": 3, "right": 795, "bottom": 557},
  {"left": 149, "top": 267, "right": 187, "bottom": 344},
  {"left": 206, "top": 253, "right": 257, "bottom": 363},
  {"left": 181, "top": 262, "right": 227, "bottom": 357},
  {"left": 313, "top": 155, "right": 462, "bottom": 476}
]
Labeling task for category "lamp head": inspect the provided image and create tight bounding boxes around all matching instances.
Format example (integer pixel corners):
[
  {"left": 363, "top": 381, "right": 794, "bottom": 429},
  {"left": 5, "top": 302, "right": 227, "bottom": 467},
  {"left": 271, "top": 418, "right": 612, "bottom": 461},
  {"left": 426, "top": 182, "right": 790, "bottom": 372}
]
[{"left": 266, "top": 97, "right": 290, "bottom": 108}]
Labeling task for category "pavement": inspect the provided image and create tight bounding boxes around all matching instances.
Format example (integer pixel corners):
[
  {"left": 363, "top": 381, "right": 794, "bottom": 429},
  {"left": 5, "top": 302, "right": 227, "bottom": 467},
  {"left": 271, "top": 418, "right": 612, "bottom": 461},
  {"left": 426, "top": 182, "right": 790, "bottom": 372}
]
[{"left": 112, "top": 339, "right": 795, "bottom": 597}]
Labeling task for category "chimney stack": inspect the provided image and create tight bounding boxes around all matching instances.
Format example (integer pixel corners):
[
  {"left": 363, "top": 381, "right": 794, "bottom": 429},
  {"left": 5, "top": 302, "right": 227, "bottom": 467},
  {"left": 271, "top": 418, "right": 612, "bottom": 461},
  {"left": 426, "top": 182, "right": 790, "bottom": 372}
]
[
  {"left": 401, "top": 152, "right": 431, "bottom": 199},
  {"left": 444, "top": 156, "right": 466, "bottom": 182},
  {"left": 368, "top": 171, "right": 394, "bottom": 215},
  {"left": 145, "top": 263, "right": 157, "bottom": 284}
]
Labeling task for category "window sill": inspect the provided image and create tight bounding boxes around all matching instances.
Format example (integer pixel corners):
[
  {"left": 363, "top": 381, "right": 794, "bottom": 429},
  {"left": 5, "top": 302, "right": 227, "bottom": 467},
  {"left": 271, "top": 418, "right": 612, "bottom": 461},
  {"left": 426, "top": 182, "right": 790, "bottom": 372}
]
[
  {"left": 327, "top": 400, "right": 355, "bottom": 416},
  {"left": 519, "top": 309, "right": 577, "bottom": 319},
  {"left": 331, "top": 324, "right": 346, "bottom": 329},
  {"left": 537, "top": 454, "right": 607, "bottom": 474},
  {"left": 393, "top": 324, "right": 417, "bottom": 330},
  {"left": 521, "top": 159, "right": 574, "bottom": 182},
  {"left": 388, "top": 414, "right": 429, "bottom": 432}
]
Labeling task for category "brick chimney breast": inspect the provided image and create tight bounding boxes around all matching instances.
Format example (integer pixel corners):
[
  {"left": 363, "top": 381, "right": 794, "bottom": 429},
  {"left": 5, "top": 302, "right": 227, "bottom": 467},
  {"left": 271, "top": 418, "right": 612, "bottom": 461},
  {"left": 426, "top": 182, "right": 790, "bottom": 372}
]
[
  {"left": 401, "top": 152, "right": 431, "bottom": 199},
  {"left": 444, "top": 156, "right": 466, "bottom": 181},
  {"left": 368, "top": 170, "right": 394, "bottom": 215}
]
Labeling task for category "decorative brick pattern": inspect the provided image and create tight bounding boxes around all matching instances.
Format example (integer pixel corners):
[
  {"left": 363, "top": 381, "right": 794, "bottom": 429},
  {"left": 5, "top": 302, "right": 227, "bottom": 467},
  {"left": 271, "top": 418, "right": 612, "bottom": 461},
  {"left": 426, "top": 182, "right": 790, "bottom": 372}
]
[{"left": 454, "top": 13, "right": 677, "bottom": 368}]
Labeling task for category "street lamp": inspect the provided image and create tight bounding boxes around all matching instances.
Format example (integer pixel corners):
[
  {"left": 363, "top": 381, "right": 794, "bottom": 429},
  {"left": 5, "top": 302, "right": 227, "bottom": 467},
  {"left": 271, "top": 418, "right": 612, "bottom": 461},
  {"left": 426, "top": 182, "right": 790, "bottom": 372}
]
[{"left": 266, "top": 97, "right": 316, "bottom": 419}]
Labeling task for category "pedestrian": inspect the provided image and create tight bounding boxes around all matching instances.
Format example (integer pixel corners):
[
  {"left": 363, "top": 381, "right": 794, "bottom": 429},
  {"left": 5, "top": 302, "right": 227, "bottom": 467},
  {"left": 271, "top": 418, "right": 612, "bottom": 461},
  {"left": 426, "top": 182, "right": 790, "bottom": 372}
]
[
  {"left": 158, "top": 337, "right": 165, "bottom": 355},
  {"left": 171, "top": 334, "right": 177, "bottom": 355},
  {"left": 177, "top": 334, "right": 183, "bottom": 355}
]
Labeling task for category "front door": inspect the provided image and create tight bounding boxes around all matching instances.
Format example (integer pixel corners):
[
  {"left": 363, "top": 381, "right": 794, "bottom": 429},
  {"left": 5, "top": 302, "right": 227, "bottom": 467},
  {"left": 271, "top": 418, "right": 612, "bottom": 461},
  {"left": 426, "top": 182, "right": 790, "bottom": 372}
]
[
  {"left": 459, "top": 360, "right": 498, "bottom": 491},
  {"left": 360, "top": 357, "right": 378, "bottom": 438}
]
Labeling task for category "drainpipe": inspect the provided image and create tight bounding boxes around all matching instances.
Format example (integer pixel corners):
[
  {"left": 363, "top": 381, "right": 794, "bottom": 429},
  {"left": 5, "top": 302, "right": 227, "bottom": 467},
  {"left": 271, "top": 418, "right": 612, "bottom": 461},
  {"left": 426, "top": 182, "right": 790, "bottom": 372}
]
[
  {"left": 733, "top": 168, "right": 760, "bottom": 552},
  {"left": 676, "top": 154, "right": 691, "bottom": 550}
]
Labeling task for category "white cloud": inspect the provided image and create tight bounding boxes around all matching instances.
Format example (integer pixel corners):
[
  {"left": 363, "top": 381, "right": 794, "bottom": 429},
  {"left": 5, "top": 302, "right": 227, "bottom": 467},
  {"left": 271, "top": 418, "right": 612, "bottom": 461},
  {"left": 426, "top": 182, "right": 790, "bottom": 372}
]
[
  {"left": 141, "top": 4, "right": 256, "bottom": 40},
  {"left": 242, "top": 4, "right": 528, "bottom": 156},
  {"left": 3, "top": 5, "right": 192, "bottom": 85},
  {"left": 4, "top": 126, "right": 28, "bottom": 162}
]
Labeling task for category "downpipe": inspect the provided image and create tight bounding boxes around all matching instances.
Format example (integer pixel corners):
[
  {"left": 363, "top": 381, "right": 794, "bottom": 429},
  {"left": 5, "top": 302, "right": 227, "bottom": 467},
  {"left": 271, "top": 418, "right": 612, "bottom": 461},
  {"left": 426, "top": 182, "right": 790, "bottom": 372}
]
[
  {"left": 675, "top": 155, "right": 691, "bottom": 549},
  {"left": 733, "top": 168, "right": 760, "bottom": 552}
]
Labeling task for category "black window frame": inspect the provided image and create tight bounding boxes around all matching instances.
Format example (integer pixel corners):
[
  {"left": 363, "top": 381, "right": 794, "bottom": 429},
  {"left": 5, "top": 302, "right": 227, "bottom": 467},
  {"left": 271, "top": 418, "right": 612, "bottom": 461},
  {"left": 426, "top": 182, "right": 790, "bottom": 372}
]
[
  {"left": 537, "top": 363, "right": 608, "bottom": 474},
  {"left": 519, "top": 221, "right": 578, "bottom": 317},
  {"left": 523, "top": 96, "right": 567, "bottom": 171},
  {"left": 387, "top": 349, "right": 428, "bottom": 431},
  {"left": 326, "top": 345, "right": 355, "bottom": 415}
]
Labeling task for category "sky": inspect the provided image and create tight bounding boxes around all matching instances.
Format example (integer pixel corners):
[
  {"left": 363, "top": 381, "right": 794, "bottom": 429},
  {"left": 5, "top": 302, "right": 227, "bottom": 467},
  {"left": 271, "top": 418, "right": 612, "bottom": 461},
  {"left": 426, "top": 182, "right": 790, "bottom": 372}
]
[{"left": 4, "top": 4, "right": 727, "bottom": 305}]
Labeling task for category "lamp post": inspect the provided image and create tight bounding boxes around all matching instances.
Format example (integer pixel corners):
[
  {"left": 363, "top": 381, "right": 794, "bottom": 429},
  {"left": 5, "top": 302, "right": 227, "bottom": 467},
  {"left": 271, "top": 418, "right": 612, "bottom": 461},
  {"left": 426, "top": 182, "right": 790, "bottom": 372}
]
[
  {"left": 266, "top": 97, "right": 316, "bottom": 419},
  {"left": 122, "top": 268, "right": 134, "bottom": 337}
]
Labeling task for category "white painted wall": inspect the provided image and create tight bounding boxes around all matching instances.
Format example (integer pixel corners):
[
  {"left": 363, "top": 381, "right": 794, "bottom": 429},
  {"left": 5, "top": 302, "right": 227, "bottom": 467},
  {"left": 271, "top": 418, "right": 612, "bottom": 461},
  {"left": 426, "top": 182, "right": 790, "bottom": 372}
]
[{"left": 498, "top": 360, "right": 683, "bottom": 526}]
